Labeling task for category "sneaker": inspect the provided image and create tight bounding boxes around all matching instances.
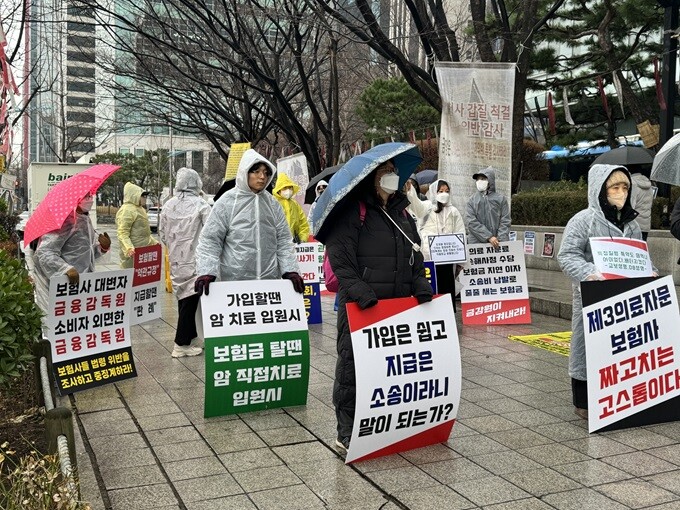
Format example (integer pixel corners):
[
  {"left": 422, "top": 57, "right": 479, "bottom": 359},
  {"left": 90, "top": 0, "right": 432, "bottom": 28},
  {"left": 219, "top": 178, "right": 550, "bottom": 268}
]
[
  {"left": 171, "top": 344, "right": 203, "bottom": 358},
  {"left": 335, "top": 436, "right": 350, "bottom": 452},
  {"left": 190, "top": 337, "right": 204, "bottom": 349}
]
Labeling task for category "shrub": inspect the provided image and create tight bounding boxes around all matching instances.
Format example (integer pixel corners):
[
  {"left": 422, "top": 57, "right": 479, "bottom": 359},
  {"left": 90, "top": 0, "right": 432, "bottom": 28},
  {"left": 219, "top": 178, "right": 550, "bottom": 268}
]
[
  {"left": 512, "top": 180, "right": 588, "bottom": 226},
  {"left": 0, "top": 250, "right": 42, "bottom": 388}
]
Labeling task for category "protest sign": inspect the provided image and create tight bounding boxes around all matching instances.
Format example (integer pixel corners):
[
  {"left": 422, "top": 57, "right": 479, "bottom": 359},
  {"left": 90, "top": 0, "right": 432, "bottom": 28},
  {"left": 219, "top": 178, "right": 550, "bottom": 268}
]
[
  {"left": 295, "top": 242, "right": 323, "bottom": 324},
  {"left": 582, "top": 276, "right": 680, "bottom": 432},
  {"left": 542, "top": 233, "right": 556, "bottom": 258},
  {"left": 48, "top": 269, "right": 136, "bottom": 394},
  {"left": 225, "top": 142, "right": 251, "bottom": 179},
  {"left": 428, "top": 233, "right": 467, "bottom": 264},
  {"left": 130, "top": 244, "right": 162, "bottom": 325},
  {"left": 509, "top": 231, "right": 517, "bottom": 242},
  {"left": 345, "top": 295, "right": 461, "bottom": 464},
  {"left": 524, "top": 231, "right": 535, "bottom": 255},
  {"left": 589, "top": 237, "right": 653, "bottom": 279},
  {"left": 201, "top": 280, "right": 309, "bottom": 417},
  {"left": 459, "top": 241, "right": 531, "bottom": 325},
  {"left": 423, "top": 261, "right": 438, "bottom": 294}
]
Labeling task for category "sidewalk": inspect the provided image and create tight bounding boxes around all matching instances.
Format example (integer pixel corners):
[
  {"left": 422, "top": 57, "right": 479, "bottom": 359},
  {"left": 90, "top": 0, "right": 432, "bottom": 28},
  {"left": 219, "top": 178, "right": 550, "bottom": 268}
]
[{"left": 66, "top": 251, "right": 680, "bottom": 510}]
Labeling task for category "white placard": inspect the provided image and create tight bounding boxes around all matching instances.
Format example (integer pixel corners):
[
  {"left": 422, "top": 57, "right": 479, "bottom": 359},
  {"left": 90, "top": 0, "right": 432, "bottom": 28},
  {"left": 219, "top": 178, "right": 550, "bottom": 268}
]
[
  {"left": 294, "top": 242, "right": 324, "bottom": 283},
  {"left": 523, "top": 231, "right": 535, "bottom": 255},
  {"left": 589, "top": 237, "right": 654, "bottom": 279},
  {"left": 428, "top": 233, "right": 467, "bottom": 264}
]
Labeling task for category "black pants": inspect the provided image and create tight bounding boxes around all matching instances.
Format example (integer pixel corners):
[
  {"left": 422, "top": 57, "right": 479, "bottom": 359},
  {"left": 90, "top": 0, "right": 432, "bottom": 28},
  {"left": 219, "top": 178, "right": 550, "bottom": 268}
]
[
  {"left": 436, "top": 263, "right": 456, "bottom": 312},
  {"left": 641, "top": 231, "right": 649, "bottom": 241},
  {"left": 175, "top": 294, "right": 200, "bottom": 346},
  {"left": 572, "top": 378, "right": 588, "bottom": 409}
]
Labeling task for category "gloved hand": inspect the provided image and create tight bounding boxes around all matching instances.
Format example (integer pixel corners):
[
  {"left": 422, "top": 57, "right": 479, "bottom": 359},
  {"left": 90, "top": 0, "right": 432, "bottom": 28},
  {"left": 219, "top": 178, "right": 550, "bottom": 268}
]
[
  {"left": 126, "top": 247, "right": 135, "bottom": 257},
  {"left": 65, "top": 267, "right": 79, "bottom": 285},
  {"left": 99, "top": 232, "right": 111, "bottom": 251},
  {"left": 195, "top": 275, "right": 216, "bottom": 296},
  {"left": 282, "top": 272, "right": 305, "bottom": 294},
  {"left": 416, "top": 293, "right": 433, "bottom": 304}
]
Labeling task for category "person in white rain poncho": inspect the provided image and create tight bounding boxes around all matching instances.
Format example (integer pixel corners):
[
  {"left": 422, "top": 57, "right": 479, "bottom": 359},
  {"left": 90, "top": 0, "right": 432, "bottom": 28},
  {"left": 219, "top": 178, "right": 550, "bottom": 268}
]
[
  {"left": 406, "top": 178, "right": 465, "bottom": 296},
  {"left": 307, "top": 179, "right": 328, "bottom": 228},
  {"left": 558, "top": 164, "right": 655, "bottom": 420},
  {"left": 159, "top": 167, "right": 212, "bottom": 358},
  {"left": 194, "top": 149, "right": 304, "bottom": 296},
  {"left": 466, "top": 167, "right": 510, "bottom": 248},
  {"left": 33, "top": 194, "right": 111, "bottom": 333}
]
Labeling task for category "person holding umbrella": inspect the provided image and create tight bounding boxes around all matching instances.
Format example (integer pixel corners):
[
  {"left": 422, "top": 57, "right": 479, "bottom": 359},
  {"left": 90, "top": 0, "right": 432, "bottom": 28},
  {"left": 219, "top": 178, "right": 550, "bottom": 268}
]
[
  {"left": 312, "top": 143, "right": 432, "bottom": 453},
  {"left": 116, "top": 182, "right": 159, "bottom": 268}
]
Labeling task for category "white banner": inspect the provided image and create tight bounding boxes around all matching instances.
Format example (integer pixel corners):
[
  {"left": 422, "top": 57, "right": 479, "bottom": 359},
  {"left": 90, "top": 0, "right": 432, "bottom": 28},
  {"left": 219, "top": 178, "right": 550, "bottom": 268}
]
[
  {"left": 277, "top": 153, "right": 309, "bottom": 209},
  {"left": 294, "top": 242, "right": 324, "bottom": 283},
  {"left": 435, "top": 62, "right": 515, "bottom": 216},
  {"left": 583, "top": 276, "right": 680, "bottom": 432},
  {"left": 589, "top": 237, "right": 653, "bottom": 279},
  {"left": 428, "top": 233, "right": 467, "bottom": 264}
]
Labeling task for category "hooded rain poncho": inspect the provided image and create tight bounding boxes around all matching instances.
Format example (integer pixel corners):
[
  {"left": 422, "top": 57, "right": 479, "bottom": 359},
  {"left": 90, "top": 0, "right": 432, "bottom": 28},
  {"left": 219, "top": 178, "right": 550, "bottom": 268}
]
[
  {"left": 307, "top": 179, "right": 328, "bottom": 229},
  {"left": 558, "top": 164, "right": 643, "bottom": 381},
  {"left": 465, "top": 167, "right": 511, "bottom": 244},
  {"left": 195, "top": 150, "right": 299, "bottom": 281},
  {"left": 273, "top": 172, "right": 310, "bottom": 243},
  {"left": 116, "top": 182, "right": 157, "bottom": 268},
  {"left": 159, "top": 168, "right": 212, "bottom": 300}
]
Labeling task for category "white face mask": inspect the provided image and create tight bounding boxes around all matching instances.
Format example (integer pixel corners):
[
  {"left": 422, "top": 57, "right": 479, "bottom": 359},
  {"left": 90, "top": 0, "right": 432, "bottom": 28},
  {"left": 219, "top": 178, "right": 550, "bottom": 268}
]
[
  {"left": 607, "top": 192, "right": 627, "bottom": 210},
  {"left": 379, "top": 172, "right": 400, "bottom": 194},
  {"left": 80, "top": 196, "right": 94, "bottom": 212},
  {"left": 436, "top": 192, "right": 449, "bottom": 204},
  {"left": 476, "top": 180, "right": 489, "bottom": 192},
  {"left": 281, "top": 189, "right": 293, "bottom": 200}
]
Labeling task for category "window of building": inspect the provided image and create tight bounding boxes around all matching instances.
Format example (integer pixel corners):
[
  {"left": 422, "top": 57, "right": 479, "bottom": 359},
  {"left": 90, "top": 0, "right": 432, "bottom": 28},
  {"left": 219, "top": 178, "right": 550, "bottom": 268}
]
[
  {"left": 119, "top": 148, "right": 130, "bottom": 155},
  {"left": 135, "top": 148, "right": 145, "bottom": 157}
]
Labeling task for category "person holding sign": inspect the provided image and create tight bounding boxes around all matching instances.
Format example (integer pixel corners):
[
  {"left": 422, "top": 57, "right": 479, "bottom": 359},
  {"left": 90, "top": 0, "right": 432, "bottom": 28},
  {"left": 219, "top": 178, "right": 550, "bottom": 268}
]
[
  {"left": 324, "top": 160, "right": 433, "bottom": 453},
  {"left": 194, "top": 149, "right": 304, "bottom": 296},
  {"left": 406, "top": 179, "right": 465, "bottom": 295},
  {"left": 159, "top": 168, "right": 211, "bottom": 358},
  {"left": 465, "top": 167, "right": 510, "bottom": 249},
  {"left": 116, "top": 182, "right": 158, "bottom": 269},
  {"left": 273, "top": 172, "right": 310, "bottom": 243},
  {"left": 558, "top": 165, "right": 652, "bottom": 420}
]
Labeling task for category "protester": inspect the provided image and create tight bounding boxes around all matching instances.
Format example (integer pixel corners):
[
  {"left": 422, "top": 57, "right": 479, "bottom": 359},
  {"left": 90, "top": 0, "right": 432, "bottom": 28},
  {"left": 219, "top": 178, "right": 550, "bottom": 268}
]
[
  {"left": 324, "top": 159, "right": 433, "bottom": 453},
  {"left": 159, "top": 168, "right": 211, "bottom": 358},
  {"left": 307, "top": 179, "right": 328, "bottom": 227},
  {"left": 629, "top": 170, "right": 654, "bottom": 241},
  {"left": 194, "top": 149, "right": 304, "bottom": 296},
  {"left": 558, "top": 165, "right": 647, "bottom": 420},
  {"left": 406, "top": 178, "right": 465, "bottom": 295},
  {"left": 116, "top": 182, "right": 158, "bottom": 268},
  {"left": 465, "top": 167, "right": 511, "bottom": 248},
  {"left": 273, "top": 172, "right": 310, "bottom": 243},
  {"left": 33, "top": 193, "right": 111, "bottom": 332}
]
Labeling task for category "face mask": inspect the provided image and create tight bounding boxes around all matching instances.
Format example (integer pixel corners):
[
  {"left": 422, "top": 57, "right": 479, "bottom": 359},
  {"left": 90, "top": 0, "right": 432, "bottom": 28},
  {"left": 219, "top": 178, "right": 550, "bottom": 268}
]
[
  {"left": 476, "top": 180, "right": 489, "bottom": 192},
  {"left": 607, "top": 192, "right": 627, "bottom": 210},
  {"left": 436, "top": 192, "right": 450, "bottom": 204},
  {"left": 379, "top": 172, "right": 400, "bottom": 194},
  {"left": 281, "top": 189, "right": 293, "bottom": 200},
  {"left": 80, "top": 196, "right": 94, "bottom": 212}
]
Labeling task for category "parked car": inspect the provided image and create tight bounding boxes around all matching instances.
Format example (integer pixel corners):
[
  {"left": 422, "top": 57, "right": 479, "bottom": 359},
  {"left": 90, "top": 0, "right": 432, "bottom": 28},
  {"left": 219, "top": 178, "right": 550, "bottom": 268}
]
[{"left": 147, "top": 206, "right": 160, "bottom": 233}]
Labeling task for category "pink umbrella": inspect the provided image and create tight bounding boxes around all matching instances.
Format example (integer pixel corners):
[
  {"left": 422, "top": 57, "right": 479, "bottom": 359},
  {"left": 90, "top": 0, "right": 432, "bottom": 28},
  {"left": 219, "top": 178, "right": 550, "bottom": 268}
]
[{"left": 23, "top": 163, "right": 121, "bottom": 246}]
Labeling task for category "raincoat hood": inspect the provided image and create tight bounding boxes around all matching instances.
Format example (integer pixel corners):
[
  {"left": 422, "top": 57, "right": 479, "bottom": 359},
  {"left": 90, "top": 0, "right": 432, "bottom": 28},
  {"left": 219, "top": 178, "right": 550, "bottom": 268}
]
[
  {"left": 273, "top": 172, "right": 300, "bottom": 198},
  {"left": 123, "top": 182, "right": 146, "bottom": 206},
  {"left": 426, "top": 179, "right": 451, "bottom": 205},
  {"left": 315, "top": 179, "right": 329, "bottom": 199},
  {"left": 174, "top": 167, "right": 203, "bottom": 196},
  {"left": 235, "top": 149, "right": 277, "bottom": 193},
  {"left": 588, "top": 164, "right": 631, "bottom": 209},
  {"left": 472, "top": 167, "right": 497, "bottom": 193}
]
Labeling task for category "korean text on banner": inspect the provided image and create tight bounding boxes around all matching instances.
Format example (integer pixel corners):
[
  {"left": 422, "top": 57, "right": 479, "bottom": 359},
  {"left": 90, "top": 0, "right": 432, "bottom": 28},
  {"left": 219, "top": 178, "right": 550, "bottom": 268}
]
[
  {"left": 459, "top": 241, "right": 531, "bottom": 325},
  {"left": 435, "top": 62, "right": 515, "bottom": 217},
  {"left": 524, "top": 231, "right": 535, "bottom": 255},
  {"left": 201, "top": 280, "right": 310, "bottom": 417},
  {"left": 428, "top": 233, "right": 467, "bottom": 265},
  {"left": 131, "top": 244, "right": 162, "bottom": 325},
  {"left": 345, "top": 295, "right": 461, "bottom": 464},
  {"left": 47, "top": 269, "right": 136, "bottom": 394},
  {"left": 295, "top": 242, "right": 324, "bottom": 324},
  {"left": 224, "top": 142, "right": 252, "bottom": 180},
  {"left": 583, "top": 276, "right": 680, "bottom": 432},
  {"left": 589, "top": 237, "right": 653, "bottom": 279},
  {"left": 423, "top": 261, "right": 438, "bottom": 294},
  {"left": 277, "top": 153, "right": 309, "bottom": 209}
]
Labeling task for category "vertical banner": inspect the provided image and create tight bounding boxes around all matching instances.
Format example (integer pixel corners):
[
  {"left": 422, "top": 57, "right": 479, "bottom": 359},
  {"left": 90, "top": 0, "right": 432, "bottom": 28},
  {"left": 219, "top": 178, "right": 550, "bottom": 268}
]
[
  {"left": 131, "top": 244, "right": 162, "bottom": 325},
  {"left": 542, "top": 233, "right": 556, "bottom": 258},
  {"left": 295, "top": 242, "right": 324, "bottom": 324},
  {"left": 225, "top": 142, "right": 252, "bottom": 180},
  {"left": 524, "top": 231, "right": 536, "bottom": 255},
  {"left": 423, "top": 261, "right": 438, "bottom": 294},
  {"left": 582, "top": 276, "right": 680, "bottom": 432},
  {"left": 435, "top": 62, "right": 515, "bottom": 216},
  {"left": 346, "top": 295, "right": 461, "bottom": 464},
  {"left": 277, "top": 153, "right": 309, "bottom": 210},
  {"left": 48, "top": 269, "right": 136, "bottom": 394},
  {"left": 459, "top": 241, "right": 531, "bottom": 325},
  {"left": 589, "top": 237, "right": 654, "bottom": 279},
  {"left": 201, "top": 280, "right": 309, "bottom": 417}
]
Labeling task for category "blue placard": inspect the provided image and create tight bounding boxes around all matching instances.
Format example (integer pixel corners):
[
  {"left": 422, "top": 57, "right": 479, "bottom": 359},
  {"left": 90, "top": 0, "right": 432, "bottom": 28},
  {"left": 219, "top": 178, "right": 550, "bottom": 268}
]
[
  {"left": 304, "top": 282, "right": 322, "bottom": 324},
  {"left": 423, "top": 261, "right": 437, "bottom": 294}
]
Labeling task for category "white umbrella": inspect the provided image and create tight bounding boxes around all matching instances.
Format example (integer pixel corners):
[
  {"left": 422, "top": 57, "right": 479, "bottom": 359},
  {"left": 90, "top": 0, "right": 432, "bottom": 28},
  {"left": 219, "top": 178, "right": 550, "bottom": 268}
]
[{"left": 651, "top": 132, "right": 680, "bottom": 186}]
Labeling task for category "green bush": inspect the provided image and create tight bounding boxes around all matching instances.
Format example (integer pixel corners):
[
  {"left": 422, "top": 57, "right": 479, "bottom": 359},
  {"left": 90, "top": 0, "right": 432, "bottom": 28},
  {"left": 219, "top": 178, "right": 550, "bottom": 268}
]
[
  {"left": 512, "top": 180, "right": 588, "bottom": 226},
  {"left": 0, "top": 251, "right": 42, "bottom": 388},
  {"left": 0, "top": 198, "right": 19, "bottom": 244}
]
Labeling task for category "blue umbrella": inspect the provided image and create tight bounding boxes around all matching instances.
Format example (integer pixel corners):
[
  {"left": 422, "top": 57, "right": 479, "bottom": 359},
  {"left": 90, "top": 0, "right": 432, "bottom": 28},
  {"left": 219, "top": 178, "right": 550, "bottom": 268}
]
[
  {"left": 415, "top": 169, "right": 438, "bottom": 185},
  {"left": 311, "top": 142, "right": 422, "bottom": 241}
]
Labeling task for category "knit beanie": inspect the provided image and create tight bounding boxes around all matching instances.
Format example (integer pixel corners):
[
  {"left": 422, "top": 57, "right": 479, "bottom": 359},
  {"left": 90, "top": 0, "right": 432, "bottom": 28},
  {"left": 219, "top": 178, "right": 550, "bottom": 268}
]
[{"left": 605, "top": 170, "right": 629, "bottom": 189}]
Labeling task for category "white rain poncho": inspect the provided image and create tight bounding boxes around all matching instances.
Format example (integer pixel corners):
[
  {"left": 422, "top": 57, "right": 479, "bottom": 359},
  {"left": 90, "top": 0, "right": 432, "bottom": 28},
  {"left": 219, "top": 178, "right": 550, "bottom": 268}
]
[
  {"left": 307, "top": 179, "right": 328, "bottom": 228},
  {"left": 195, "top": 149, "right": 299, "bottom": 281},
  {"left": 406, "top": 179, "right": 466, "bottom": 260},
  {"left": 159, "top": 168, "right": 211, "bottom": 300},
  {"left": 557, "top": 164, "right": 644, "bottom": 381},
  {"left": 33, "top": 211, "right": 103, "bottom": 315},
  {"left": 465, "top": 167, "right": 511, "bottom": 244}
]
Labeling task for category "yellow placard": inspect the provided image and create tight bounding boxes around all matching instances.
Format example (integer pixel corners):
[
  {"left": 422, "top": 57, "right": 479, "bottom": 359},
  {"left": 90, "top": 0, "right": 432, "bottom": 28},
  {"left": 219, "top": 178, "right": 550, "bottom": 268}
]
[
  {"left": 225, "top": 142, "right": 252, "bottom": 180},
  {"left": 508, "top": 331, "right": 571, "bottom": 356}
]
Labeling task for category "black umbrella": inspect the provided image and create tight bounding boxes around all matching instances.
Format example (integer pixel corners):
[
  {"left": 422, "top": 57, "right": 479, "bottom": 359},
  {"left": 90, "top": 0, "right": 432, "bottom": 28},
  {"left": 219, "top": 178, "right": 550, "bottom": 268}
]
[
  {"left": 305, "top": 164, "right": 342, "bottom": 204},
  {"left": 415, "top": 169, "right": 438, "bottom": 185},
  {"left": 592, "top": 146, "right": 655, "bottom": 167}
]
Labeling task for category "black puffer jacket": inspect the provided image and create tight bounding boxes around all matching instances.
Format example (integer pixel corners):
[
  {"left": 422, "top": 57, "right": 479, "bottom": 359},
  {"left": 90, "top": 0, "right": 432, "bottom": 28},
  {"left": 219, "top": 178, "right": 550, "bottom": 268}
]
[{"left": 325, "top": 190, "right": 432, "bottom": 437}]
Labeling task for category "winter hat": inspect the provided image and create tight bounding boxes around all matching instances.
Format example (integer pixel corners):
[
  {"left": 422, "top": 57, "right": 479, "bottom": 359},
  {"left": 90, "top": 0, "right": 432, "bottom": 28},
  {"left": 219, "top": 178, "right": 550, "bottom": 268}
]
[{"left": 605, "top": 170, "right": 629, "bottom": 189}]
